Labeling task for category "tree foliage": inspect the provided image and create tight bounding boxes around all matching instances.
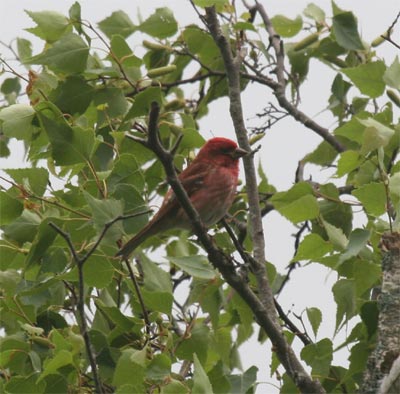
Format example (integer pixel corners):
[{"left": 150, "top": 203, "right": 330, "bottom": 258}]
[{"left": 0, "top": 1, "right": 399, "bottom": 393}]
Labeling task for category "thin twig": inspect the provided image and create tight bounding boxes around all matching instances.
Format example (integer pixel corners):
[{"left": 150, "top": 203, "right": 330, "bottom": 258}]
[
  {"left": 123, "top": 257, "right": 152, "bottom": 337},
  {"left": 47, "top": 211, "right": 150, "bottom": 394},
  {"left": 274, "top": 299, "right": 312, "bottom": 346},
  {"left": 246, "top": 2, "right": 345, "bottom": 153},
  {"left": 48, "top": 222, "right": 104, "bottom": 394}
]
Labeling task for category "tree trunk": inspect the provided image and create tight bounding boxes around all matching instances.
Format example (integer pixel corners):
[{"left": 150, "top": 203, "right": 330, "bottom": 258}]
[{"left": 361, "top": 232, "right": 400, "bottom": 394}]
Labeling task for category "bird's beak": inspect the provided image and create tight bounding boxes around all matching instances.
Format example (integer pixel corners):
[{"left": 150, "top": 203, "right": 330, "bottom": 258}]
[{"left": 231, "top": 146, "right": 249, "bottom": 159}]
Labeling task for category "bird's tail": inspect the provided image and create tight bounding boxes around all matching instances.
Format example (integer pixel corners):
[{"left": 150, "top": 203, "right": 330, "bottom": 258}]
[{"left": 115, "top": 222, "right": 156, "bottom": 258}]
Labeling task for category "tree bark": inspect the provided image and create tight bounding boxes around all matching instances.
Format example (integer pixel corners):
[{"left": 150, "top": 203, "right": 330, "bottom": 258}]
[{"left": 361, "top": 232, "right": 400, "bottom": 394}]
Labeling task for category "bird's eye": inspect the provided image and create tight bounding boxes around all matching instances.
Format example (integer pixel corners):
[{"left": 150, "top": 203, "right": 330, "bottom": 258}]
[{"left": 220, "top": 147, "right": 233, "bottom": 154}]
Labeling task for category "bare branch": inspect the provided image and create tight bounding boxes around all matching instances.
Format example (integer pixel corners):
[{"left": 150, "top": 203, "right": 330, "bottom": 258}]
[{"left": 381, "top": 11, "right": 400, "bottom": 50}]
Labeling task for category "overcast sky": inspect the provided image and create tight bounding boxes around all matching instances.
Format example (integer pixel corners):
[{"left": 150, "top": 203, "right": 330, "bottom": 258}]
[{"left": 1, "top": 1, "right": 398, "bottom": 392}]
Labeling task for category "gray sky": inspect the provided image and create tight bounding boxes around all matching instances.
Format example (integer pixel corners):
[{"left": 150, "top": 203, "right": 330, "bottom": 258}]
[{"left": 1, "top": 1, "right": 398, "bottom": 392}]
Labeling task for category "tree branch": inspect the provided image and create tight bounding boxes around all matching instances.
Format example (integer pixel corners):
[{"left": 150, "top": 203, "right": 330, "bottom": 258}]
[
  {"left": 203, "top": 7, "right": 325, "bottom": 393},
  {"left": 47, "top": 211, "right": 150, "bottom": 394},
  {"left": 48, "top": 222, "right": 104, "bottom": 394},
  {"left": 204, "top": 4, "right": 274, "bottom": 314},
  {"left": 246, "top": 2, "right": 346, "bottom": 153}
]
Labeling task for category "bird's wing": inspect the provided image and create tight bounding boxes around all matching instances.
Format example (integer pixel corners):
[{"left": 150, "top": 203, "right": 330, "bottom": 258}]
[{"left": 159, "top": 160, "right": 210, "bottom": 209}]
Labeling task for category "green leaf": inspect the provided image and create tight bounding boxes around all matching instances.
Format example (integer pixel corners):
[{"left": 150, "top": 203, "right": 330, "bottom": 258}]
[
  {"left": 94, "top": 87, "right": 129, "bottom": 119},
  {"left": 337, "top": 150, "right": 362, "bottom": 177},
  {"left": 175, "top": 323, "right": 209, "bottom": 364},
  {"left": 110, "top": 35, "right": 141, "bottom": 67},
  {"left": 294, "top": 233, "right": 333, "bottom": 261},
  {"left": 182, "top": 26, "right": 220, "bottom": 66},
  {"left": 339, "top": 229, "right": 370, "bottom": 263},
  {"left": 98, "top": 11, "right": 135, "bottom": 39},
  {"left": 232, "top": 292, "right": 254, "bottom": 345},
  {"left": 389, "top": 172, "right": 400, "bottom": 201},
  {"left": 17, "top": 38, "right": 32, "bottom": 62},
  {"left": 0, "top": 104, "right": 35, "bottom": 140},
  {"left": 51, "top": 76, "right": 94, "bottom": 115},
  {"left": 331, "top": 73, "right": 352, "bottom": 101},
  {"left": 84, "top": 192, "right": 124, "bottom": 242},
  {"left": 161, "top": 379, "right": 190, "bottom": 394},
  {"left": 332, "top": 11, "right": 364, "bottom": 50},
  {"left": 303, "top": 3, "right": 325, "bottom": 23},
  {"left": 39, "top": 113, "right": 96, "bottom": 165},
  {"left": 305, "top": 140, "right": 338, "bottom": 166},
  {"left": 5, "top": 167, "right": 49, "bottom": 197},
  {"left": 146, "top": 353, "right": 171, "bottom": 382},
  {"left": 383, "top": 56, "right": 400, "bottom": 89},
  {"left": 271, "top": 15, "right": 303, "bottom": 37},
  {"left": 332, "top": 279, "right": 357, "bottom": 330},
  {"left": 271, "top": 182, "right": 320, "bottom": 223},
  {"left": 347, "top": 341, "right": 370, "bottom": 377},
  {"left": 193, "top": 0, "right": 228, "bottom": 9},
  {"left": 168, "top": 255, "right": 217, "bottom": 279},
  {"left": 83, "top": 255, "right": 114, "bottom": 288},
  {"left": 342, "top": 61, "right": 386, "bottom": 98},
  {"left": 319, "top": 199, "right": 353, "bottom": 237},
  {"left": 359, "top": 118, "right": 395, "bottom": 154},
  {"left": 3, "top": 210, "right": 41, "bottom": 244},
  {"left": 334, "top": 117, "right": 365, "bottom": 144},
  {"left": 37, "top": 349, "right": 73, "bottom": 382},
  {"left": 139, "top": 8, "right": 178, "bottom": 39},
  {"left": 140, "top": 256, "right": 173, "bottom": 314},
  {"left": 0, "top": 191, "right": 23, "bottom": 225},
  {"left": 95, "top": 300, "right": 136, "bottom": 331},
  {"left": 141, "top": 256, "right": 172, "bottom": 294},
  {"left": 27, "top": 33, "right": 89, "bottom": 74},
  {"left": 192, "top": 353, "right": 214, "bottom": 394},
  {"left": 227, "top": 366, "right": 258, "bottom": 394},
  {"left": 1, "top": 78, "right": 21, "bottom": 96},
  {"left": 113, "top": 348, "right": 146, "bottom": 390},
  {"left": 306, "top": 307, "right": 322, "bottom": 337},
  {"left": 360, "top": 301, "right": 378, "bottom": 339},
  {"left": 208, "top": 362, "right": 231, "bottom": 394},
  {"left": 25, "top": 218, "right": 60, "bottom": 268},
  {"left": 42, "top": 375, "right": 68, "bottom": 394},
  {"left": 124, "top": 86, "right": 163, "bottom": 119},
  {"left": 233, "top": 21, "right": 256, "bottom": 32},
  {"left": 300, "top": 338, "right": 333, "bottom": 378},
  {"left": 354, "top": 260, "right": 381, "bottom": 295},
  {"left": 352, "top": 182, "right": 386, "bottom": 216},
  {"left": 69, "top": 2, "right": 84, "bottom": 34},
  {"left": 5, "top": 373, "right": 46, "bottom": 394},
  {"left": 108, "top": 153, "right": 144, "bottom": 192},
  {"left": 321, "top": 219, "right": 348, "bottom": 250},
  {"left": 25, "top": 10, "right": 70, "bottom": 42}
]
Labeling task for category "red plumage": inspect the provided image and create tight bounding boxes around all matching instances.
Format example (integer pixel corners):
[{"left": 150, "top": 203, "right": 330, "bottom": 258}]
[{"left": 116, "top": 137, "right": 247, "bottom": 258}]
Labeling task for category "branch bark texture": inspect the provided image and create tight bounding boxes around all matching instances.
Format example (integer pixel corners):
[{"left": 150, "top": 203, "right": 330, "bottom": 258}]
[{"left": 362, "top": 232, "right": 400, "bottom": 394}]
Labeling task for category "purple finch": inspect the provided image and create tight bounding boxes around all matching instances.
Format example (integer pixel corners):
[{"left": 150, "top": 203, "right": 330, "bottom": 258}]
[{"left": 116, "top": 137, "right": 247, "bottom": 257}]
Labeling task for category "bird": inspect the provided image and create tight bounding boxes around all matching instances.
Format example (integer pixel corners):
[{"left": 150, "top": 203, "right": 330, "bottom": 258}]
[{"left": 116, "top": 137, "right": 248, "bottom": 258}]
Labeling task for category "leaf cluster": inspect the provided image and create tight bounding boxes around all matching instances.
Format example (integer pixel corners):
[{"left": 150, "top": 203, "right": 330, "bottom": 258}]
[{"left": 0, "top": 1, "right": 399, "bottom": 393}]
